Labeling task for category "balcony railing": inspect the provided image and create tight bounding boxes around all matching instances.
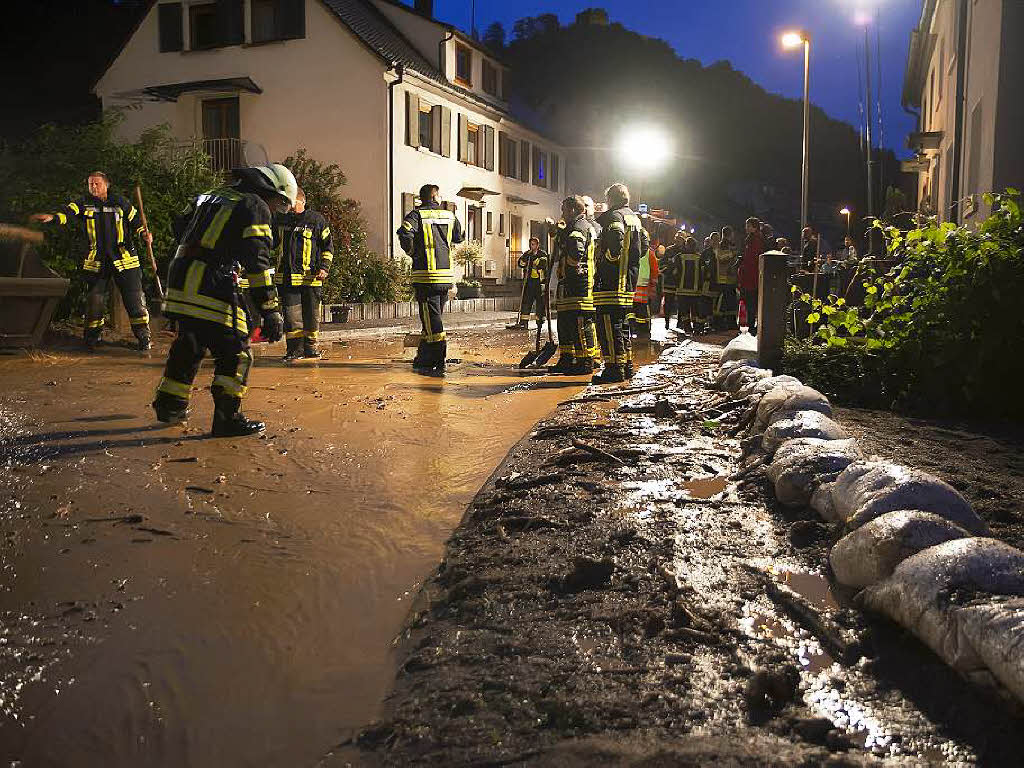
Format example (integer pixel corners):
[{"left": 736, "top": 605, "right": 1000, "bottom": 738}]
[{"left": 203, "top": 138, "right": 243, "bottom": 172}]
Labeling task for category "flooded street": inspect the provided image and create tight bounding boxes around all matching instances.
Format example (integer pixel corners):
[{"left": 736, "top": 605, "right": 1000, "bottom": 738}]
[{"left": 0, "top": 325, "right": 639, "bottom": 767}]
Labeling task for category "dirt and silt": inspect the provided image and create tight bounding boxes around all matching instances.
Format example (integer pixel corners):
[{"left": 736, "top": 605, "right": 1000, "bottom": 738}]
[{"left": 0, "top": 326, "right": 1022, "bottom": 766}]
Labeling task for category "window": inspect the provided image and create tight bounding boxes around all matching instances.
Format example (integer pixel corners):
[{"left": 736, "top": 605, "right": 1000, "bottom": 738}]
[
  {"left": 202, "top": 98, "right": 241, "bottom": 171},
  {"left": 499, "top": 133, "right": 517, "bottom": 178},
  {"left": 418, "top": 104, "right": 432, "bottom": 148},
  {"left": 455, "top": 43, "right": 472, "bottom": 86},
  {"left": 482, "top": 60, "right": 499, "bottom": 96},
  {"left": 467, "top": 123, "right": 479, "bottom": 166},
  {"left": 532, "top": 147, "right": 548, "bottom": 188},
  {"left": 929, "top": 69, "right": 935, "bottom": 116},
  {"left": 158, "top": 3, "right": 183, "bottom": 52},
  {"left": 407, "top": 93, "right": 450, "bottom": 156},
  {"left": 251, "top": 0, "right": 305, "bottom": 44},
  {"left": 189, "top": 0, "right": 243, "bottom": 50},
  {"left": 499, "top": 213, "right": 505, "bottom": 236},
  {"left": 938, "top": 40, "right": 945, "bottom": 104},
  {"left": 550, "top": 153, "right": 560, "bottom": 193},
  {"left": 519, "top": 140, "right": 530, "bottom": 183},
  {"left": 467, "top": 207, "right": 482, "bottom": 247},
  {"left": 486, "top": 211, "right": 493, "bottom": 234}
]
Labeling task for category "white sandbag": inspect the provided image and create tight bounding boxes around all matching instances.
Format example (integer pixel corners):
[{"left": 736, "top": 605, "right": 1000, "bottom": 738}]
[
  {"left": 861, "top": 538, "right": 1024, "bottom": 678},
  {"left": 723, "top": 366, "right": 771, "bottom": 394},
  {"left": 719, "top": 332, "right": 758, "bottom": 363},
  {"left": 755, "top": 385, "right": 832, "bottom": 433},
  {"left": 737, "top": 374, "right": 802, "bottom": 400},
  {"left": 830, "top": 510, "right": 971, "bottom": 589},
  {"left": 714, "top": 359, "right": 758, "bottom": 389},
  {"left": 959, "top": 596, "right": 1024, "bottom": 703},
  {"left": 819, "top": 461, "right": 989, "bottom": 535},
  {"left": 761, "top": 411, "right": 847, "bottom": 455},
  {"left": 766, "top": 438, "right": 863, "bottom": 507}
]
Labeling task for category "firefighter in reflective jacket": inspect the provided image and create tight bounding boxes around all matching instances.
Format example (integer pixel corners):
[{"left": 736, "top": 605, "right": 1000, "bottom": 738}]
[
  {"left": 30, "top": 171, "right": 153, "bottom": 351},
  {"left": 151, "top": 164, "right": 296, "bottom": 437},
  {"left": 593, "top": 183, "right": 649, "bottom": 384},
  {"left": 550, "top": 195, "right": 599, "bottom": 376},
  {"left": 273, "top": 187, "right": 334, "bottom": 361},
  {"left": 631, "top": 243, "right": 660, "bottom": 339},
  {"left": 674, "top": 236, "right": 703, "bottom": 334},
  {"left": 397, "top": 183, "right": 464, "bottom": 375},
  {"left": 513, "top": 237, "right": 549, "bottom": 329}
]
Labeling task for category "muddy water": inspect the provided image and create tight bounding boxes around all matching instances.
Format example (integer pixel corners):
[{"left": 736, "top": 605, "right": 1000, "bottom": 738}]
[{"left": 0, "top": 328, "right": 639, "bottom": 767}]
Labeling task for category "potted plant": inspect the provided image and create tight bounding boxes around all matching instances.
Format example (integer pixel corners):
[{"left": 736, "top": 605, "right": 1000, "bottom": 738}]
[
  {"left": 330, "top": 304, "right": 350, "bottom": 324},
  {"left": 452, "top": 241, "right": 484, "bottom": 299}
]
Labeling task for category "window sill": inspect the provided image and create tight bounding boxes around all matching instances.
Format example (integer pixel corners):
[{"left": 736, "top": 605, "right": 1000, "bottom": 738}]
[
  {"left": 244, "top": 36, "right": 303, "bottom": 48},
  {"left": 182, "top": 43, "right": 242, "bottom": 54},
  {"left": 454, "top": 77, "right": 473, "bottom": 89}
]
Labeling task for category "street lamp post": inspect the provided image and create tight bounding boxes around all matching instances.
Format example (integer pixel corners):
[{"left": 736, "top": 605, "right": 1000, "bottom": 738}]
[
  {"left": 782, "top": 31, "right": 811, "bottom": 241},
  {"left": 840, "top": 206, "right": 851, "bottom": 235}
]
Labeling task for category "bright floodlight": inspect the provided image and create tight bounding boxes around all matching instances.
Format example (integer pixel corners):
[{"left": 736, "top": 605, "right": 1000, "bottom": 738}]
[
  {"left": 617, "top": 126, "right": 672, "bottom": 173},
  {"left": 781, "top": 31, "right": 806, "bottom": 49},
  {"left": 840, "top": 207, "right": 851, "bottom": 215}
]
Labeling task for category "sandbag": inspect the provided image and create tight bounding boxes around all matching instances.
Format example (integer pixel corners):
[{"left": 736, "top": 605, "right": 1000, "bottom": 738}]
[
  {"left": 714, "top": 359, "right": 758, "bottom": 389},
  {"left": 830, "top": 510, "right": 971, "bottom": 589},
  {"left": 761, "top": 411, "right": 846, "bottom": 455},
  {"left": 723, "top": 366, "right": 771, "bottom": 394},
  {"left": 755, "top": 385, "right": 832, "bottom": 433},
  {"left": 719, "top": 332, "right": 758, "bottom": 363},
  {"left": 959, "top": 596, "right": 1024, "bottom": 703},
  {"left": 766, "top": 438, "right": 863, "bottom": 507},
  {"left": 811, "top": 461, "right": 989, "bottom": 535},
  {"left": 861, "top": 538, "right": 1024, "bottom": 679},
  {"left": 737, "top": 374, "right": 802, "bottom": 400}
]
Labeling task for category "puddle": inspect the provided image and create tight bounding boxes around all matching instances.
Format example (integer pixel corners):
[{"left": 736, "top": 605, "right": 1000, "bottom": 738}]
[
  {"left": 772, "top": 566, "right": 839, "bottom": 611},
  {"left": 681, "top": 476, "right": 728, "bottom": 499}
]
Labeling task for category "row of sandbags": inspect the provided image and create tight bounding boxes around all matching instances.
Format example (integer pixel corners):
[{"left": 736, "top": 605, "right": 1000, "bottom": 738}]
[{"left": 712, "top": 350, "right": 1024, "bottom": 704}]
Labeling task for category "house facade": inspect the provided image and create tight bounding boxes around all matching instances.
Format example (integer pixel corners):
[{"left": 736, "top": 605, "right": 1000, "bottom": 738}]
[
  {"left": 95, "top": 0, "right": 567, "bottom": 283},
  {"left": 901, "top": 0, "right": 1024, "bottom": 223}
]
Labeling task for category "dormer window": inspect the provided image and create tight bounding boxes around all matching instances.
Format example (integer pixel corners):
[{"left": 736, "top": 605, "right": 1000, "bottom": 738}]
[
  {"left": 455, "top": 43, "right": 472, "bottom": 86},
  {"left": 482, "top": 60, "right": 499, "bottom": 97}
]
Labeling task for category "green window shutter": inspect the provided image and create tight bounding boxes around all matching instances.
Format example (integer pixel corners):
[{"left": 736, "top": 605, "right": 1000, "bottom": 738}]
[{"left": 158, "top": 3, "right": 184, "bottom": 52}]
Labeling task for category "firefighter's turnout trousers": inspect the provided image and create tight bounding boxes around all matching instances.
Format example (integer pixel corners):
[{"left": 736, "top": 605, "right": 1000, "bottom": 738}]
[
  {"left": 520, "top": 279, "right": 546, "bottom": 325},
  {"left": 594, "top": 207, "right": 648, "bottom": 372},
  {"left": 397, "top": 202, "right": 465, "bottom": 371},
  {"left": 84, "top": 262, "right": 150, "bottom": 343},
  {"left": 554, "top": 214, "right": 599, "bottom": 365},
  {"left": 282, "top": 286, "right": 321, "bottom": 355}
]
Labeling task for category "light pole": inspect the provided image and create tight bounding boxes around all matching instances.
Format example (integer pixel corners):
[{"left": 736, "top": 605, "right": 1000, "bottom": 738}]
[
  {"left": 782, "top": 30, "right": 811, "bottom": 241},
  {"left": 840, "top": 206, "right": 851, "bottom": 235}
]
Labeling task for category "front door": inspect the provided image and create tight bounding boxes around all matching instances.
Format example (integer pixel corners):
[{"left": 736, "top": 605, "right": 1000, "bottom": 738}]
[{"left": 202, "top": 97, "right": 241, "bottom": 171}]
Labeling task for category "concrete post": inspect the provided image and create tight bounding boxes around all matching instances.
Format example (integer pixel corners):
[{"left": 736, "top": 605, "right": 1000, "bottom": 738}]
[{"left": 757, "top": 250, "right": 789, "bottom": 371}]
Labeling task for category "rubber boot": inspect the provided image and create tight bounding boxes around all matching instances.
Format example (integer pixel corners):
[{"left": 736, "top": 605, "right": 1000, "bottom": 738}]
[
  {"left": 302, "top": 342, "right": 321, "bottom": 360},
  {"left": 591, "top": 364, "right": 626, "bottom": 385},
  {"left": 283, "top": 338, "right": 302, "bottom": 362},
  {"left": 135, "top": 330, "right": 152, "bottom": 354},
  {"left": 152, "top": 393, "right": 189, "bottom": 424},
  {"left": 211, "top": 394, "right": 265, "bottom": 437},
  {"left": 565, "top": 358, "right": 594, "bottom": 376},
  {"left": 84, "top": 328, "right": 101, "bottom": 352},
  {"left": 624, "top": 361, "right": 635, "bottom": 379},
  {"left": 547, "top": 356, "right": 573, "bottom": 374}
]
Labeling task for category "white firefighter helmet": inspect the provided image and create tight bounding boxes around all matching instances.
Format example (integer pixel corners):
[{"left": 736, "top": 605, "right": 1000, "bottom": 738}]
[{"left": 254, "top": 164, "right": 298, "bottom": 207}]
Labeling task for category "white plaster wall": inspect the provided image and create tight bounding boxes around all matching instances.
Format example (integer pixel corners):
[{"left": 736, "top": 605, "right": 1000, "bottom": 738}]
[
  {"left": 95, "top": 0, "right": 390, "bottom": 254},
  {"left": 962, "top": 0, "right": 1003, "bottom": 216}
]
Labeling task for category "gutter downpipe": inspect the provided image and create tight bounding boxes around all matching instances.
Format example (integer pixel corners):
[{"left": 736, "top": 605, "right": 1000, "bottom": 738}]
[
  {"left": 439, "top": 28, "right": 454, "bottom": 78},
  {"left": 387, "top": 62, "right": 405, "bottom": 261},
  {"left": 949, "top": 0, "right": 968, "bottom": 224}
]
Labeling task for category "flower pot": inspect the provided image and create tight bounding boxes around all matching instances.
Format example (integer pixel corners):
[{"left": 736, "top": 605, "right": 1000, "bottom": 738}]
[
  {"left": 456, "top": 284, "right": 483, "bottom": 300},
  {"left": 330, "top": 305, "right": 350, "bottom": 324}
]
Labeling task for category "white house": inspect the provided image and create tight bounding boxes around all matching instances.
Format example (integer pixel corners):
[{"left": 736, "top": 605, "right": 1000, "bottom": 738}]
[
  {"left": 901, "top": 0, "right": 1024, "bottom": 223},
  {"left": 95, "top": 0, "right": 568, "bottom": 284}
]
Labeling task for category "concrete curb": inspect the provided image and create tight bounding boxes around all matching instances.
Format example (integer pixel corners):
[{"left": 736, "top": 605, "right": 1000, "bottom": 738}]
[{"left": 708, "top": 338, "right": 1024, "bottom": 708}]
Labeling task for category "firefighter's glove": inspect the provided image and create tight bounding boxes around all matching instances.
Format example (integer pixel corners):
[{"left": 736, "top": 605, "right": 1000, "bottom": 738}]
[{"left": 261, "top": 311, "right": 285, "bottom": 343}]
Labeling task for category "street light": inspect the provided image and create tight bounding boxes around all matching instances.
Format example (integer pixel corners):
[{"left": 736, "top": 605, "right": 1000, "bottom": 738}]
[
  {"left": 781, "top": 29, "right": 811, "bottom": 241},
  {"left": 616, "top": 125, "right": 672, "bottom": 207},
  {"left": 839, "top": 206, "right": 852, "bottom": 234}
]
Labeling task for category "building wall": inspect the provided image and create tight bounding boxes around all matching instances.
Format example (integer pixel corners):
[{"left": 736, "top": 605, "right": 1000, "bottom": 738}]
[
  {"left": 95, "top": 0, "right": 391, "bottom": 254},
  {"left": 992, "top": 0, "right": 1024, "bottom": 195},
  {"left": 960, "top": 0, "right": 1003, "bottom": 221},
  {"left": 392, "top": 76, "right": 565, "bottom": 283}
]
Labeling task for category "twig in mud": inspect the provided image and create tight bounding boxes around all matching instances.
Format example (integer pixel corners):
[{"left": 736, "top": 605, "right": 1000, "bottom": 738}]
[
  {"left": 765, "top": 580, "right": 861, "bottom": 665},
  {"left": 84, "top": 513, "right": 144, "bottom": 524},
  {"left": 572, "top": 382, "right": 671, "bottom": 403},
  {"left": 664, "top": 626, "right": 720, "bottom": 645},
  {"left": 571, "top": 439, "right": 626, "bottom": 465}
]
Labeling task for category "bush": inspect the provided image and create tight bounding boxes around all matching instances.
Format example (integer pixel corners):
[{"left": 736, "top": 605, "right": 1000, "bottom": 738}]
[
  {"left": 0, "top": 112, "right": 221, "bottom": 318},
  {"left": 786, "top": 191, "right": 1024, "bottom": 419},
  {"left": 452, "top": 240, "right": 483, "bottom": 283},
  {"left": 283, "top": 148, "right": 408, "bottom": 304}
]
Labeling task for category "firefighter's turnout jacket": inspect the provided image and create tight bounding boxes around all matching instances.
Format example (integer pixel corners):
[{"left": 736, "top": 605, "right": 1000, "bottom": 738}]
[
  {"left": 518, "top": 250, "right": 549, "bottom": 283},
  {"left": 555, "top": 214, "right": 596, "bottom": 312},
  {"left": 676, "top": 248, "right": 703, "bottom": 296},
  {"left": 166, "top": 187, "right": 280, "bottom": 337},
  {"left": 273, "top": 209, "right": 335, "bottom": 287},
  {"left": 594, "top": 207, "right": 649, "bottom": 308},
  {"left": 398, "top": 202, "right": 464, "bottom": 286},
  {"left": 50, "top": 192, "right": 144, "bottom": 272}
]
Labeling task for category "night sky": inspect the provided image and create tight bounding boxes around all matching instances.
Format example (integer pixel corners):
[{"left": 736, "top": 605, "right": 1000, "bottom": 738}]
[{"left": 436, "top": 0, "right": 922, "bottom": 158}]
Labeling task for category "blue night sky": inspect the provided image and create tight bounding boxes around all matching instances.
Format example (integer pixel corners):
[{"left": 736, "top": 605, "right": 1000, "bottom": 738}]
[{"left": 433, "top": 0, "right": 922, "bottom": 158}]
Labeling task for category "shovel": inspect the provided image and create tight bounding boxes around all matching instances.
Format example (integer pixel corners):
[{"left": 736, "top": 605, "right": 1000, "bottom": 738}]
[
  {"left": 531, "top": 286, "right": 558, "bottom": 367},
  {"left": 518, "top": 315, "right": 543, "bottom": 368}
]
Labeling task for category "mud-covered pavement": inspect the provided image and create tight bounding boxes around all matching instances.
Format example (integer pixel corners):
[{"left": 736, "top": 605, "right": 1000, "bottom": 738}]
[
  {"left": 359, "top": 342, "right": 1024, "bottom": 766},
  {"left": 0, "top": 324, "right": 618, "bottom": 767}
]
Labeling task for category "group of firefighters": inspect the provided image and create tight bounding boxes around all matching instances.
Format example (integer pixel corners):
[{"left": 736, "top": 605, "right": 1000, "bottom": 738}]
[{"left": 29, "top": 166, "right": 742, "bottom": 437}]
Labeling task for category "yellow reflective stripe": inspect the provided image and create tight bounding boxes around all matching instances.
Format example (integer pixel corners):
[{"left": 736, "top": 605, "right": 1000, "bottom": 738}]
[
  {"left": 165, "top": 300, "right": 248, "bottom": 333},
  {"left": 86, "top": 218, "right": 97, "bottom": 250},
  {"left": 410, "top": 269, "right": 453, "bottom": 283},
  {"left": 115, "top": 214, "right": 124, "bottom": 247},
  {"left": 247, "top": 270, "right": 274, "bottom": 288},
  {"left": 243, "top": 224, "right": 272, "bottom": 239},
  {"left": 619, "top": 229, "right": 631, "bottom": 295},
  {"left": 184, "top": 261, "right": 205, "bottom": 296},
  {"left": 212, "top": 375, "right": 248, "bottom": 397},
  {"left": 85, "top": 318, "right": 104, "bottom": 328},
  {"left": 320, "top": 251, "right": 333, "bottom": 262},
  {"left": 128, "top": 206, "right": 138, "bottom": 221},
  {"left": 305, "top": 330, "right": 319, "bottom": 339},
  {"left": 201, "top": 203, "right": 235, "bottom": 249},
  {"left": 321, "top": 226, "right": 330, "bottom": 239},
  {"left": 423, "top": 216, "right": 436, "bottom": 272},
  {"left": 301, "top": 230, "right": 312, "bottom": 273},
  {"left": 261, "top": 298, "right": 279, "bottom": 310},
  {"left": 569, "top": 231, "right": 585, "bottom": 240},
  {"left": 157, "top": 377, "right": 192, "bottom": 398},
  {"left": 285, "top": 330, "right": 304, "bottom": 339},
  {"left": 68, "top": 202, "right": 80, "bottom": 215},
  {"left": 56, "top": 212, "right": 67, "bottom": 225},
  {"left": 418, "top": 209, "right": 454, "bottom": 220},
  {"left": 130, "top": 313, "right": 150, "bottom": 326},
  {"left": 608, "top": 222, "right": 625, "bottom": 232}
]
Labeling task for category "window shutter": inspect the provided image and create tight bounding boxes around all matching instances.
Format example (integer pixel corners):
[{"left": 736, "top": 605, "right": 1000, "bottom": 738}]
[
  {"left": 519, "top": 140, "right": 530, "bottom": 183},
  {"left": 218, "top": 0, "right": 244, "bottom": 45},
  {"left": 405, "top": 92, "right": 420, "bottom": 147},
  {"left": 158, "top": 3, "right": 184, "bottom": 52},
  {"left": 498, "top": 132, "right": 506, "bottom": 176},
  {"left": 441, "top": 107, "right": 452, "bottom": 157},
  {"left": 483, "top": 126, "right": 495, "bottom": 171},
  {"left": 551, "top": 153, "right": 560, "bottom": 193},
  {"left": 280, "top": 0, "right": 306, "bottom": 40},
  {"left": 458, "top": 113, "right": 469, "bottom": 163},
  {"left": 401, "top": 193, "right": 416, "bottom": 217}
]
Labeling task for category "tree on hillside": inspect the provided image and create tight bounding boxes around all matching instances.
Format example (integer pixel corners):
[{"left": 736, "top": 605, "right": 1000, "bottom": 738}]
[{"left": 482, "top": 22, "right": 505, "bottom": 52}]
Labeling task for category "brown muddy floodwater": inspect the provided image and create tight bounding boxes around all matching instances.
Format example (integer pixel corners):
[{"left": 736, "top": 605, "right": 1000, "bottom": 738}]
[{"left": 0, "top": 327, "right": 658, "bottom": 767}]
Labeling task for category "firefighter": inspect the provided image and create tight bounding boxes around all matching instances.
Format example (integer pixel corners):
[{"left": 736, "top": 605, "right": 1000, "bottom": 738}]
[
  {"left": 713, "top": 225, "right": 739, "bottom": 329},
  {"left": 631, "top": 241, "right": 660, "bottom": 339},
  {"left": 593, "top": 183, "right": 649, "bottom": 384},
  {"left": 660, "top": 231, "right": 685, "bottom": 331},
  {"left": 697, "top": 233, "right": 719, "bottom": 331},
  {"left": 674, "top": 236, "right": 703, "bottom": 334},
  {"left": 397, "top": 183, "right": 464, "bottom": 376},
  {"left": 273, "top": 187, "right": 334, "bottom": 361},
  {"left": 151, "top": 164, "right": 295, "bottom": 437},
  {"left": 510, "top": 236, "right": 549, "bottom": 329},
  {"left": 549, "top": 195, "right": 599, "bottom": 376},
  {"left": 30, "top": 171, "right": 153, "bottom": 352}
]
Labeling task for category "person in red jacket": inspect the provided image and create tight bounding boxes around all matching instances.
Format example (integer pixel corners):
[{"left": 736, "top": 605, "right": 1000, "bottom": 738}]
[{"left": 737, "top": 217, "right": 765, "bottom": 336}]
